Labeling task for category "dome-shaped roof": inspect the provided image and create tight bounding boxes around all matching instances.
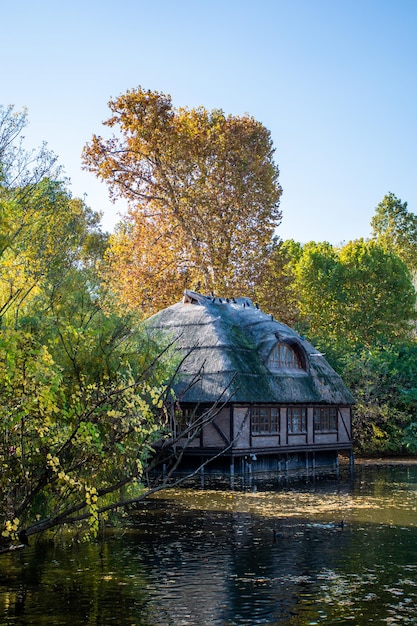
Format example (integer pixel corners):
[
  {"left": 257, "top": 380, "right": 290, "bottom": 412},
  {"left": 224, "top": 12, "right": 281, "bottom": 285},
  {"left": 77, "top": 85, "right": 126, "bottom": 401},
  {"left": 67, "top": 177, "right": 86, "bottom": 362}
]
[{"left": 148, "top": 290, "right": 354, "bottom": 405}]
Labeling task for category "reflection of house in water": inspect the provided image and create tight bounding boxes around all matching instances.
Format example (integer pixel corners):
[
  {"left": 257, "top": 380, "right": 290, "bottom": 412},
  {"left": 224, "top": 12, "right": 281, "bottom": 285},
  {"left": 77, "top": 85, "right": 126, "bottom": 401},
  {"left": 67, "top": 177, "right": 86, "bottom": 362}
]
[
  {"left": 150, "top": 290, "right": 354, "bottom": 477},
  {"left": 141, "top": 500, "right": 352, "bottom": 625}
]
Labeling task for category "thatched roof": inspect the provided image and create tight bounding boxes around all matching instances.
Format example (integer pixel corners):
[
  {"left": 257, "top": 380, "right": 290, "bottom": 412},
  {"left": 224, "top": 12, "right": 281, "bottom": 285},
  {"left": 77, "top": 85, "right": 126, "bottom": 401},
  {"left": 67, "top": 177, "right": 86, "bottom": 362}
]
[{"left": 148, "top": 290, "right": 354, "bottom": 406}]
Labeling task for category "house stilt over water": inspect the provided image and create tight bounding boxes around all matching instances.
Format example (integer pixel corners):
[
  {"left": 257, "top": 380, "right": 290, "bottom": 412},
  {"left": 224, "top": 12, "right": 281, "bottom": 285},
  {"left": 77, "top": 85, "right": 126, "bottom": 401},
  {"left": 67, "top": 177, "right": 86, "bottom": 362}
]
[{"left": 149, "top": 290, "right": 354, "bottom": 480}]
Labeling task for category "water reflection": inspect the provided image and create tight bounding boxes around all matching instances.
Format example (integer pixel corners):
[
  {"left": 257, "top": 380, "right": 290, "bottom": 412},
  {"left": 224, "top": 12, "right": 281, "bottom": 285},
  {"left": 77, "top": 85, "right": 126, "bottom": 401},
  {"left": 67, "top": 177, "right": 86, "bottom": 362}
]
[{"left": 1, "top": 462, "right": 417, "bottom": 624}]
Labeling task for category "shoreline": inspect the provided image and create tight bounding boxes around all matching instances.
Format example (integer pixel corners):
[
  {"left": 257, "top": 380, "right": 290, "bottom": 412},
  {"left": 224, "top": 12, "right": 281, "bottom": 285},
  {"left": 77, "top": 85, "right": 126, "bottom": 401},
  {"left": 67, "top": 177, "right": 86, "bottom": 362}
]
[{"left": 354, "top": 455, "right": 417, "bottom": 465}]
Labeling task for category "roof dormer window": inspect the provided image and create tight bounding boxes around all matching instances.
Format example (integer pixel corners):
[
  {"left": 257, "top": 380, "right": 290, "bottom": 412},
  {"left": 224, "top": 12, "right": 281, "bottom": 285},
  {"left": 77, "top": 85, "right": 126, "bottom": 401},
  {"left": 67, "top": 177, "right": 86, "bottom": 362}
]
[{"left": 267, "top": 342, "right": 304, "bottom": 371}]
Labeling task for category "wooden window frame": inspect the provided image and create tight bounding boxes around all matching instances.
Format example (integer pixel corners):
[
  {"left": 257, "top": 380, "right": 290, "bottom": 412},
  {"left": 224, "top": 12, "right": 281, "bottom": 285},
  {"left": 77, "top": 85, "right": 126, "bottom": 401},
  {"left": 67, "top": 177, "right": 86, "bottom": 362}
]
[
  {"left": 287, "top": 406, "right": 307, "bottom": 434},
  {"left": 175, "top": 405, "right": 202, "bottom": 423},
  {"left": 313, "top": 406, "right": 338, "bottom": 432},
  {"left": 268, "top": 343, "right": 303, "bottom": 371},
  {"left": 251, "top": 406, "right": 280, "bottom": 435}
]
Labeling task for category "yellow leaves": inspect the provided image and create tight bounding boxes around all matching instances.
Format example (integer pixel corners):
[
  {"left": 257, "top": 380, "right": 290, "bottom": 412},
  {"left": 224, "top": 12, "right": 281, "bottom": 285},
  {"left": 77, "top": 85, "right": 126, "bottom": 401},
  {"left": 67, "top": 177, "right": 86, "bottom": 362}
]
[
  {"left": 85, "top": 485, "right": 98, "bottom": 505},
  {"left": 103, "top": 206, "right": 186, "bottom": 314},
  {"left": 74, "top": 421, "right": 103, "bottom": 453},
  {"left": 151, "top": 386, "right": 166, "bottom": 409},
  {"left": 1, "top": 517, "right": 19, "bottom": 538},
  {"left": 0, "top": 131, "right": 177, "bottom": 545},
  {"left": 46, "top": 453, "right": 60, "bottom": 472},
  {"left": 85, "top": 86, "right": 282, "bottom": 314},
  {"left": 56, "top": 470, "right": 78, "bottom": 489},
  {"left": 136, "top": 458, "right": 143, "bottom": 477},
  {"left": 84, "top": 485, "right": 100, "bottom": 538}
]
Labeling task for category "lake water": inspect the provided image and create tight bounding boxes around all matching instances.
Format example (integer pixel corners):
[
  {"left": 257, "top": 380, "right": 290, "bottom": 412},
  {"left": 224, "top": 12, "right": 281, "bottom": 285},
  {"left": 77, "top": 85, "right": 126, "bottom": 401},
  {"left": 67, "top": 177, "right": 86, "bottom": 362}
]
[{"left": 2, "top": 461, "right": 417, "bottom": 625}]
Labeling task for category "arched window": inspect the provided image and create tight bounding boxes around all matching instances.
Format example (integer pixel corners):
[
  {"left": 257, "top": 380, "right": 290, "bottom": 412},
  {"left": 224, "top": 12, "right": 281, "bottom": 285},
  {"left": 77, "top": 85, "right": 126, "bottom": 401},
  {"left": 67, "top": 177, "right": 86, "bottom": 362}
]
[{"left": 267, "top": 343, "right": 303, "bottom": 371}]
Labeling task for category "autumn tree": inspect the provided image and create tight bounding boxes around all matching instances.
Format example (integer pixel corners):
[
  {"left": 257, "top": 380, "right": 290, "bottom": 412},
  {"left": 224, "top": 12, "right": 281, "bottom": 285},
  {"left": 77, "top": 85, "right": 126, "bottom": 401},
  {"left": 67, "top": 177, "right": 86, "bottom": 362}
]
[{"left": 82, "top": 87, "right": 282, "bottom": 313}]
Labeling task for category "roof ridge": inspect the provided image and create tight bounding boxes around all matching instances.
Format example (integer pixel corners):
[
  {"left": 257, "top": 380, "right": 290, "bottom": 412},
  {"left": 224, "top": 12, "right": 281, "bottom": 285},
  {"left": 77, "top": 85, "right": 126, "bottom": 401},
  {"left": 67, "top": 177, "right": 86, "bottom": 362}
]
[{"left": 183, "top": 289, "right": 255, "bottom": 308}]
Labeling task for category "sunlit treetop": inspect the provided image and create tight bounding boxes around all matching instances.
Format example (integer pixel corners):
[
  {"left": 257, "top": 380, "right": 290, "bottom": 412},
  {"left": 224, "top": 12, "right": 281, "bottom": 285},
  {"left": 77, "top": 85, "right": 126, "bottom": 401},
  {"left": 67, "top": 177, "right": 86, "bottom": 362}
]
[{"left": 83, "top": 86, "right": 282, "bottom": 313}]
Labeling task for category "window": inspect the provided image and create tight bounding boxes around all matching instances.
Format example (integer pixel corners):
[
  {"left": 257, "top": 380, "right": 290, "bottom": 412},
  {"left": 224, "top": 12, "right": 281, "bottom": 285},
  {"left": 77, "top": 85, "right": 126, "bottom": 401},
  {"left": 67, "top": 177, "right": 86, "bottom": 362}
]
[
  {"left": 251, "top": 406, "right": 280, "bottom": 434},
  {"left": 268, "top": 343, "right": 303, "bottom": 370},
  {"left": 287, "top": 406, "right": 307, "bottom": 433},
  {"left": 314, "top": 407, "right": 337, "bottom": 432},
  {"left": 174, "top": 405, "right": 204, "bottom": 427}
]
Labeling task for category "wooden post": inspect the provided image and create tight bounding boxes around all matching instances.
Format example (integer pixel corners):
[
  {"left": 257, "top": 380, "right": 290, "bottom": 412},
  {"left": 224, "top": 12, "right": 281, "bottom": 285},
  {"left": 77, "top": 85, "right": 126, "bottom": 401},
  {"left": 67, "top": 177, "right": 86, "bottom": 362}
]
[
  {"left": 200, "top": 461, "right": 204, "bottom": 487},
  {"left": 247, "top": 457, "right": 252, "bottom": 488},
  {"left": 230, "top": 457, "right": 235, "bottom": 489},
  {"left": 350, "top": 449, "right": 355, "bottom": 479}
]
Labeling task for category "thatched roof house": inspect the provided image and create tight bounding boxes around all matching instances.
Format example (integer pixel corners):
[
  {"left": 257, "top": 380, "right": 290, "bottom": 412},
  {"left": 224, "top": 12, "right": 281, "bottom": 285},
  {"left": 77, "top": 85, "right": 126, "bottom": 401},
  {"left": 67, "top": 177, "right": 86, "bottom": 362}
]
[{"left": 150, "top": 290, "right": 354, "bottom": 476}]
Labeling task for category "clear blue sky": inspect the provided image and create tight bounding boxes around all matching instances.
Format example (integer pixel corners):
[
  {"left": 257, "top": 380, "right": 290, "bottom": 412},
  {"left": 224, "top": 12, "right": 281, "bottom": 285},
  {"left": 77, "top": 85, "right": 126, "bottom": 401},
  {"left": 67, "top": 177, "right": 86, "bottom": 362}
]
[{"left": 2, "top": 0, "right": 417, "bottom": 244}]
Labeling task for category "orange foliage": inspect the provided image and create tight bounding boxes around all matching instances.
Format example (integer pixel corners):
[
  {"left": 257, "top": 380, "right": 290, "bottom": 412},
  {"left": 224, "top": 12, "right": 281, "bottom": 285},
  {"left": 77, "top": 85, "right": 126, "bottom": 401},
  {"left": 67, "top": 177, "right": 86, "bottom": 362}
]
[{"left": 83, "top": 87, "right": 282, "bottom": 314}]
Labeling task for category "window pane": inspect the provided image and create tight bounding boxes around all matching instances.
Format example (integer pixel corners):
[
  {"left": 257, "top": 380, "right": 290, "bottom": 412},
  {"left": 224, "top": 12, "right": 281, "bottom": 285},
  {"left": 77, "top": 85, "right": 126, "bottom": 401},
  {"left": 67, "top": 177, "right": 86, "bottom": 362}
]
[
  {"left": 313, "top": 407, "right": 338, "bottom": 432},
  {"left": 268, "top": 343, "right": 302, "bottom": 370},
  {"left": 287, "top": 407, "right": 307, "bottom": 433},
  {"left": 252, "top": 406, "right": 280, "bottom": 434}
]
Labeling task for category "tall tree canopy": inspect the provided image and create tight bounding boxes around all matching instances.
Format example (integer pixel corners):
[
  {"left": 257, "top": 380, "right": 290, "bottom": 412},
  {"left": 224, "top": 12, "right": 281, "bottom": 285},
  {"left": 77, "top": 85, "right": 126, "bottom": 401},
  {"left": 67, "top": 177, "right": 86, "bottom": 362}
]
[
  {"left": 82, "top": 87, "right": 282, "bottom": 313},
  {"left": 255, "top": 239, "right": 301, "bottom": 327},
  {"left": 371, "top": 192, "right": 417, "bottom": 274},
  {"left": 283, "top": 238, "right": 416, "bottom": 353}
]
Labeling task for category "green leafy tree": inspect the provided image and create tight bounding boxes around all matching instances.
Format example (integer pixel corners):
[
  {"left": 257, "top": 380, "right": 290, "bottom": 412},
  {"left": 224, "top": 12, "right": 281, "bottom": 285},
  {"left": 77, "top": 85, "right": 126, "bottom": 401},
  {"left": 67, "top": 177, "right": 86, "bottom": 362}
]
[
  {"left": 259, "top": 193, "right": 417, "bottom": 455},
  {"left": 255, "top": 239, "right": 301, "bottom": 326},
  {"left": 0, "top": 109, "right": 180, "bottom": 553},
  {"left": 338, "top": 240, "right": 416, "bottom": 346},
  {"left": 0, "top": 268, "right": 174, "bottom": 550},
  {"left": 341, "top": 344, "right": 417, "bottom": 454},
  {"left": 270, "top": 236, "right": 417, "bottom": 455},
  {"left": 371, "top": 192, "right": 417, "bottom": 273},
  {"left": 0, "top": 105, "right": 107, "bottom": 323},
  {"left": 0, "top": 178, "right": 106, "bottom": 323},
  {"left": 290, "top": 239, "right": 416, "bottom": 353}
]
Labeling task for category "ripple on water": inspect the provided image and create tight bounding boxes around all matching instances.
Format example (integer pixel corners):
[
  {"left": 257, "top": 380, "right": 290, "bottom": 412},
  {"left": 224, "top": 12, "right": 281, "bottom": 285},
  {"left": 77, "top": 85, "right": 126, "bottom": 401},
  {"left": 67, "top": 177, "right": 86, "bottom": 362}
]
[{"left": 2, "top": 465, "right": 417, "bottom": 624}]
